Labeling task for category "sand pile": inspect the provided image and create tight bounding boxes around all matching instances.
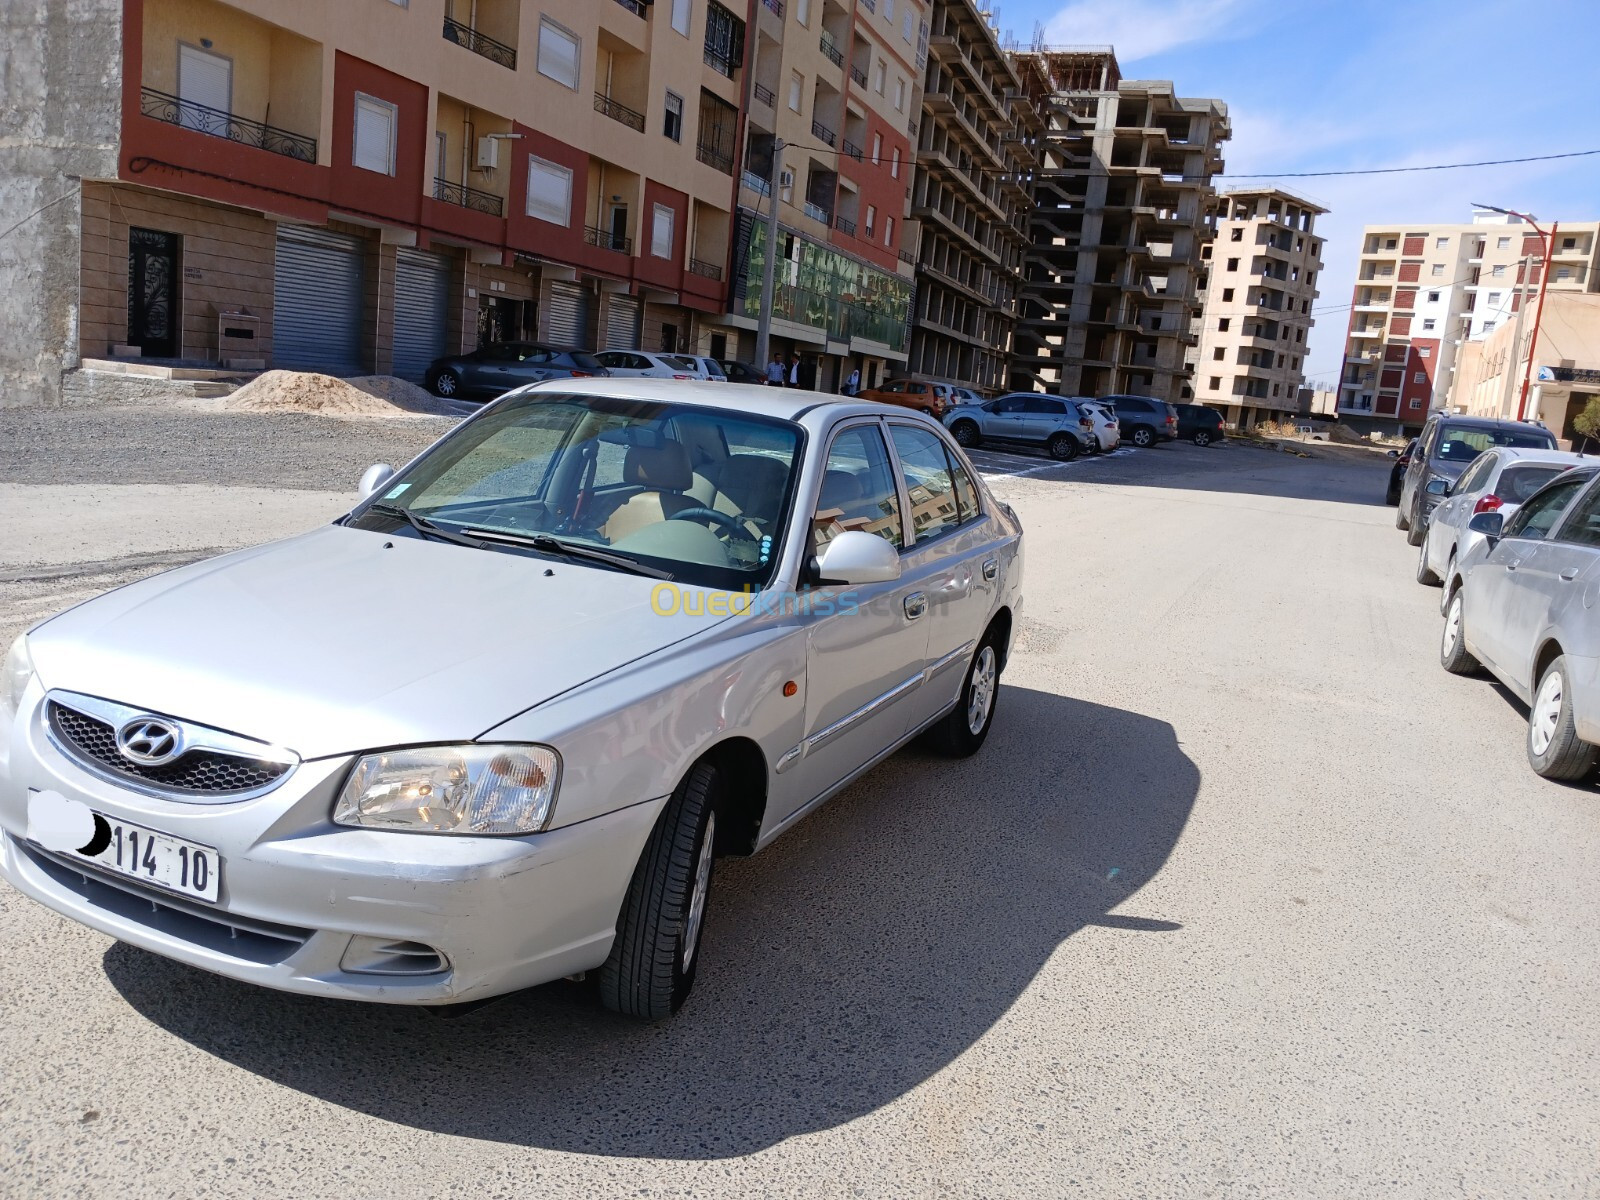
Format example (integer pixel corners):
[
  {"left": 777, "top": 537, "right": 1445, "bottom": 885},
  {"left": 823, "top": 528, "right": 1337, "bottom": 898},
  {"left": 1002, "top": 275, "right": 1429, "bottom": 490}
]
[{"left": 223, "top": 371, "right": 469, "bottom": 418}]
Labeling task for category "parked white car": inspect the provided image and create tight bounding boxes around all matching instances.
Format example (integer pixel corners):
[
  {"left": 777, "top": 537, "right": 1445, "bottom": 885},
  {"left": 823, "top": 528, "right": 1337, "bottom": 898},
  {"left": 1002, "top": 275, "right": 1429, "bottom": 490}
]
[
  {"left": 676, "top": 355, "right": 728, "bottom": 381},
  {"left": 1074, "top": 399, "right": 1121, "bottom": 452},
  {"left": 595, "top": 350, "right": 703, "bottom": 380},
  {"left": 1419, "top": 447, "right": 1589, "bottom": 589},
  {"left": 945, "top": 386, "right": 984, "bottom": 407}
]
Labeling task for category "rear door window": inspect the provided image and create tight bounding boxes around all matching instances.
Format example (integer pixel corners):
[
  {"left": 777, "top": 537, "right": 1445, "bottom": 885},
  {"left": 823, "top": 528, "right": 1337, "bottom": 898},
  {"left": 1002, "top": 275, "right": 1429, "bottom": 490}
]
[{"left": 889, "top": 424, "right": 962, "bottom": 543}]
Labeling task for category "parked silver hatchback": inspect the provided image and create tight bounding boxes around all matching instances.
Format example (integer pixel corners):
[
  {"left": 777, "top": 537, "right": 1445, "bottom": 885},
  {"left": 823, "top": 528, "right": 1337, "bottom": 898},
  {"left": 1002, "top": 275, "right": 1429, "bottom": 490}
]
[{"left": 0, "top": 382, "right": 1023, "bottom": 1019}]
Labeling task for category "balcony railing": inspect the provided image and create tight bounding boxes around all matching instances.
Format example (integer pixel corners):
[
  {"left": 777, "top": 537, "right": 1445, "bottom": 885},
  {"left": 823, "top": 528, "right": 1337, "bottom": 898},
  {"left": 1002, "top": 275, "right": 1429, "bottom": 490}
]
[
  {"left": 762, "top": 0, "right": 785, "bottom": 15},
  {"left": 696, "top": 141, "right": 735, "bottom": 174},
  {"left": 834, "top": 215, "right": 856, "bottom": 236},
  {"left": 704, "top": 47, "right": 738, "bottom": 79},
  {"left": 842, "top": 139, "right": 863, "bottom": 161},
  {"left": 442, "top": 17, "right": 517, "bottom": 69},
  {"left": 613, "top": 0, "right": 647, "bottom": 15},
  {"left": 850, "top": 64, "right": 868, "bottom": 87},
  {"left": 803, "top": 200, "right": 830, "bottom": 223},
  {"left": 594, "top": 93, "right": 645, "bottom": 132},
  {"left": 139, "top": 87, "right": 316, "bottom": 163},
  {"left": 433, "top": 177, "right": 503, "bottom": 217},
  {"left": 742, "top": 169, "right": 772, "bottom": 197},
  {"left": 585, "top": 225, "right": 632, "bottom": 254},
  {"left": 688, "top": 257, "right": 724, "bottom": 281},
  {"left": 754, "top": 82, "right": 776, "bottom": 107},
  {"left": 899, "top": 248, "right": 916, "bottom": 265},
  {"left": 860, "top": 0, "right": 875, "bottom": 11},
  {"left": 820, "top": 34, "right": 844, "bottom": 67},
  {"left": 811, "top": 120, "right": 836, "bottom": 147}
]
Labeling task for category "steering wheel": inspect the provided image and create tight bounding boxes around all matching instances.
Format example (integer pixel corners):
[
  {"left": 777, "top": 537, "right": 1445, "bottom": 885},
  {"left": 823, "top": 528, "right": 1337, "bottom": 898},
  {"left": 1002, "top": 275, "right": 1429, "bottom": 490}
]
[{"left": 668, "top": 506, "right": 761, "bottom": 543}]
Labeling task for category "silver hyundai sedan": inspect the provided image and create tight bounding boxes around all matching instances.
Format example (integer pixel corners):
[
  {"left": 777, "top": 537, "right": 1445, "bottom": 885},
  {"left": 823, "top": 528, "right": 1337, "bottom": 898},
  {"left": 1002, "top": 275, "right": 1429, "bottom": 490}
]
[{"left": 0, "top": 381, "right": 1023, "bottom": 1019}]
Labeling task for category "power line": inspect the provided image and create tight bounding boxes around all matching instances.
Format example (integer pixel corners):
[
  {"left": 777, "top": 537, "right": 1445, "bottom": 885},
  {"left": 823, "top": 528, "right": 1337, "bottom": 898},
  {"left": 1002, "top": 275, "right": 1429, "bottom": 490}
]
[{"left": 1222, "top": 147, "right": 1600, "bottom": 179}]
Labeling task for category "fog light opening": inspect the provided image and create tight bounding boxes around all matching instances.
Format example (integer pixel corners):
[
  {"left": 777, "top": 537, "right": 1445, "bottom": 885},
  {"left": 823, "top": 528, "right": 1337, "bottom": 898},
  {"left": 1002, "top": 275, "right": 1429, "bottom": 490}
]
[{"left": 340, "top": 935, "right": 449, "bottom": 977}]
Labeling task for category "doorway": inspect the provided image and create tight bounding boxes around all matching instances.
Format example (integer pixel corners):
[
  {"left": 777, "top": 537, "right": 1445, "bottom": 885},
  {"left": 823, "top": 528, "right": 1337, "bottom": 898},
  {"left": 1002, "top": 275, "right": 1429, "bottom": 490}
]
[
  {"left": 128, "top": 227, "right": 180, "bottom": 359},
  {"left": 609, "top": 204, "right": 629, "bottom": 252}
]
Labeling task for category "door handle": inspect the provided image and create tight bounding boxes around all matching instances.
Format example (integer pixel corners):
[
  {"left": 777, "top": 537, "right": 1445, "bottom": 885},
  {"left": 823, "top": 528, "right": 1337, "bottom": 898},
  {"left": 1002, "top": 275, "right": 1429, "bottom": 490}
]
[
  {"left": 982, "top": 558, "right": 999, "bottom": 581},
  {"left": 1560, "top": 568, "right": 1580, "bottom": 582},
  {"left": 904, "top": 592, "right": 928, "bottom": 620}
]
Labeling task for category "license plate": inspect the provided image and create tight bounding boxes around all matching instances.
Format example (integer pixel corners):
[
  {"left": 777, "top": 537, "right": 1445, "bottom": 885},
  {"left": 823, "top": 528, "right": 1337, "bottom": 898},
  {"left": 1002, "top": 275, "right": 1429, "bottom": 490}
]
[{"left": 72, "top": 813, "right": 221, "bottom": 903}]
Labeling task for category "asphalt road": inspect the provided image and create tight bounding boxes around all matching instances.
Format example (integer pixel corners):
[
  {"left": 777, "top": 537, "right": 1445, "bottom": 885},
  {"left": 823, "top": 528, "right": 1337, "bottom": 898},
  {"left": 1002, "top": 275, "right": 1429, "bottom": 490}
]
[{"left": 1, "top": 412, "right": 1596, "bottom": 1198}]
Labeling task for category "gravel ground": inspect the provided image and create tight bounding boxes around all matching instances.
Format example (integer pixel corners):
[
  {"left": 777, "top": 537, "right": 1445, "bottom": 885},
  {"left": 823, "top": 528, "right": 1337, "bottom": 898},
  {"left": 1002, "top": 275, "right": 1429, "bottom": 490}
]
[{"left": 0, "top": 405, "right": 458, "bottom": 489}]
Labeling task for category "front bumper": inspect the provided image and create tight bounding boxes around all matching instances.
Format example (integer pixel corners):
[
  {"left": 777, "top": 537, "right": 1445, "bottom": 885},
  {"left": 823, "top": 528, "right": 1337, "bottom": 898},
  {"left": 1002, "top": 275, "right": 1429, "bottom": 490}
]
[{"left": 0, "top": 689, "right": 662, "bottom": 1004}]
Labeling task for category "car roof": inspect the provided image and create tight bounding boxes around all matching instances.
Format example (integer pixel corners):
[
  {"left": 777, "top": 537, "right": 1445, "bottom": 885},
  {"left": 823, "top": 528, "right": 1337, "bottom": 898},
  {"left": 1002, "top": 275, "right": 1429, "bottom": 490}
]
[
  {"left": 516, "top": 376, "right": 917, "bottom": 425},
  {"left": 1434, "top": 414, "right": 1548, "bottom": 431},
  {"left": 1487, "top": 448, "right": 1592, "bottom": 468}
]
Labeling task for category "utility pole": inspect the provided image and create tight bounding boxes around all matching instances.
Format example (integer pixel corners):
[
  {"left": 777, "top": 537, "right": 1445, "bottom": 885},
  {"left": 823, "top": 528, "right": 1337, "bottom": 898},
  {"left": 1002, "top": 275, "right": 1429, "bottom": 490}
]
[
  {"left": 1517, "top": 221, "right": 1558, "bottom": 422},
  {"left": 1501, "top": 253, "right": 1533, "bottom": 420},
  {"left": 753, "top": 139, "right": 786, "bottom": 373}
]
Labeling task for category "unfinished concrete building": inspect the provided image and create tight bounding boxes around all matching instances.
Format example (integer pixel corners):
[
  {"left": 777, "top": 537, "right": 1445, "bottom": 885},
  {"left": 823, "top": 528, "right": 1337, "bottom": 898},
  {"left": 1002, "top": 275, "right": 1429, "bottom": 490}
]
[{"left": 1007, "top": 48, "right": 1229, "bottom": 402}]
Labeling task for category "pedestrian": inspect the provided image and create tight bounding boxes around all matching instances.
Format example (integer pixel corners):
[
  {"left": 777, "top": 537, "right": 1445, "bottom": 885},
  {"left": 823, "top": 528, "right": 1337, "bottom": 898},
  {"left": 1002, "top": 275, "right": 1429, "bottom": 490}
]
[
  {"left": 845, "top": 367, "right": 860, "bottom": 397},
  {"left": 788, "top": 355, "right": 800, "bottom": 388},
  {"left": 766, "top": 356, "right": 784, "bottom": 386}
]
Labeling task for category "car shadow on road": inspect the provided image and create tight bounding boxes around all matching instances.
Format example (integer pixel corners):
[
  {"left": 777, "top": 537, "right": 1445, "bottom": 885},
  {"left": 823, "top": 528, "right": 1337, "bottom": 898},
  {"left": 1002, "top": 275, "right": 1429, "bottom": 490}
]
[{"left": 103, "top": 686, "right": 1199, "bottom": 1160}]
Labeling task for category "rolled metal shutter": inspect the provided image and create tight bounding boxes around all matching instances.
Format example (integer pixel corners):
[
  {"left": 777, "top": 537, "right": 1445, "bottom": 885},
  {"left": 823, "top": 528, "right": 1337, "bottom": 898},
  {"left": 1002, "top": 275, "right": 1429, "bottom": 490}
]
[
  {"left": 273, "top": 226, "right": 364, "bottom": 374},
  {"left": 603, "top": 295, "right": 641, "bottom": 351},
  {"left": 546, "top": 281, "right": 592, "bottom": 348},
  {"left": 392, "top": 248, "right": 451, "bottom": 381}
]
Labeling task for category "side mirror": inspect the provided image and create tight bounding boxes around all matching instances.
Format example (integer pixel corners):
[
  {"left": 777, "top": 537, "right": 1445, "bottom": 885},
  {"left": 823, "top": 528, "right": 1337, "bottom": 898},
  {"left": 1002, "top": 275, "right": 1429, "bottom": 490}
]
[
  {"left": 1386, "top": 449, "right": 1399, "bottom": 458},
  {"left": 1468, "top": 511, "right": 1504, "bottom": 540},
  {"left": 813, "top": 531, "right": 902, "bottom": 585},
  {"left": 359, "top": 463, "right": 395, "bottom": 499},
  {"left": 1425, "top": 478, "right": 1451, "bottom": 497}
]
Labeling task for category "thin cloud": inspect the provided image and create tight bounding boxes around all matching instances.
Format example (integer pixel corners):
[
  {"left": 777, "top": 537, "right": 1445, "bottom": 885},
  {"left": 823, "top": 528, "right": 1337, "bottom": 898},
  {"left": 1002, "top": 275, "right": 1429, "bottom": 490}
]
[{"left": 1041, "top": 0, "right": 1253, "bottom": 61}]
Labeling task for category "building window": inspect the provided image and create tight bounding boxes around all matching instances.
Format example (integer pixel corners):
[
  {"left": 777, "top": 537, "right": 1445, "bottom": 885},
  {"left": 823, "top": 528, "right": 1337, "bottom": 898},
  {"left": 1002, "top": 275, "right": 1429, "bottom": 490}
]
[
  {"left": 894, "top": 77, "right": 906, "bottom": 110},
  {"left": 872, "top": 132, "right": 882, "bottom": 163},
  {"left": 651, "top": 204, "right": 674, "bottom": 258},
  {"left": 1483, "top": 320, "right": 1496, "bottom": 333},
  {"left": 1210, "top": 376, "right": 1221, "bottom": 390},
  {"left": 1487, "top": 291, "right": 1501, "bottom": 305},
  {"left": 1431, "top": 263, "right": 1445, "bottom": 276},
  {"left": 1497, "top": 236, "right": 1511, "bottom": 249},
  {"left": 352, "top": 93, "right": 397, "bottom": 175},
  {"left": 788, "top": 70, "right": 803, "bottom": 111},
  {"left": 1562, "top": 236, "right": 1576, "bottom": 250},
  {"left": 1410, "top": 398, "right": 1423, "bottom": 409},
  {"left": 526, "top": 156, "right": 573, "bottom": 225},
  {"left": 796, "top": 0, "right": 810, "bottom": 25},
  {"left": 1491, "top": 264, "right": 1505, "bottom": 277},
  {"left": 538, "top": 19, "right": 580, "bottom": 90},
  {"left": 1230, "top": 228, "right": 1243, "bottom": 241},
  {"left": 1218, "top": 317, "right": 1230, "bottom": 331},
  {"left": 1221, "top": 288, "right": 1233, "bottom": 301},
  {"left": 902, "top": 8, "right": 912, "bottom": 40},
  {"left": 1557, "top": 266, "right": 1572, "bottom": 281},
  {"left": 1422, "top": 319, "right": 1436, "bottom": 331},
  {"left": 1226, "top": 257, "right": 1238, "bottom": 271},
  {"left": 1425, "top": 290, "right": 1440, "bottom": 302},
  {"left": 884, "top": 214, "right": 894, "bottom": 246},
  {"left": 891, "top": 146, "right": 900, "bottom": 178},
  {"left": 671, "top": 0, "right": 691, "bottom": 36},
  {"left": 1212, "top": 347, "right": 1224, "bottom": 360},
  {"left": 664, "top": 91, "right": 684, "bottom": 142},
  {"left": 1418, "top": 346, "right": 1431, "bottom": 358},
  {"left": 884, "top": 0, "right": 894, "bottom": 18},
  {"left": 874, "top": 60, "right": 886, "bottom": 94},
  {"left": 1413, "top": 371, "right": 1426, "bottom": 384},
  {"left": 1436, "top": 236, "right": 1448, "bottom": 248},
  {"left": 865, "top": 204, "right": 877, "bottom": 237},
  {"left": 1384, "top": 238, "right": 1397, "bottom": 250}
]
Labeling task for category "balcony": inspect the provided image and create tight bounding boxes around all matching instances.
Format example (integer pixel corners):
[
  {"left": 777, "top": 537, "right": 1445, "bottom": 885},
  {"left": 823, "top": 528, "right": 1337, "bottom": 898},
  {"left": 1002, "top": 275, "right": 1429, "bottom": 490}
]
[
  {"left": 742, "top": 169, "right": 771, "bottom": 197},
  {"left": 696, "top": 139, "right": 734, "bottom": 174},
  {"left": 835, "top": 214, "right": 856, "bottom": 236},
  {"left": 754, "top": 82, "right": 776, "bottom": 108},
  {"left": 850, "top": 64, "right": 867, "bottom": 87},
  {"left": 433, "top": 177, "right": 503, "bottom": 217},
  {"left": 594, "top": 93, "right": 645, "bottom": 132},
  {"left": 704, "top": 47, "right": 738, "bottom": 78},
  {"left": 688, "top": 258, "right": 724, "bottom": 281},
  {"left": 139, "top": 87, "right": 316, "bottom": 162},
  {"left": 811, "top": 120, "right": 836, "bottom": 148},
  {"left": 612, "top": 0, "right": 646, "bottom": 14},
  {"left": 442, "top": 17, "right": 517, "bottom": 69},
  {"left": 803, "top": 200, "right": 830, "bottom": 224},
  {"left": 820, "top": 34, "right": 844, "bottom": 68},
  {"left": 842, "top": 139, "right": 863, "bottom": 162},
  {"left": 762, "top": 0, "right": 784, "bottom": 15},
  {"left": 585, "top": 224, "right": 632, "bottom": 254}
]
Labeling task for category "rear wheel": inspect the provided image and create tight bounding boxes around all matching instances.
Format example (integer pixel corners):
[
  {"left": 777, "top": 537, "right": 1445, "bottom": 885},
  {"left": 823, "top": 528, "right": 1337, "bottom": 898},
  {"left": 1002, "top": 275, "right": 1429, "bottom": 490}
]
[
  {"left": 598, "top": 760, "right": 720, "bottom": 1020},
  {"left": 951, "top": 419, "right": 980, "bottom": 448},
  {"left": 1047, "top": 432, "right": 1078, "bottom": 461},
  {"left": 1440, "top": 590, "right": 1479, "bottom": 675},
  {"left": 1130, "top": 425, "right": 1155, "bottom": 448},
  {"left": 1527, "top": 656, "right": 1599, "bottom": 781},
  {"left": 432, "top": 369, "right": 461, "bottom": 398},
  {"left": 1415, "top": 535, "right": 1441, "bottom": 586},
  {"left": 1193, "top": 429, "right": 1213, "bottom": 447},
  {"left": 923, "top": 629, "right": 1002, "bottom": 757},
  {"left": 1405, "top": 495, "right": 1427, "bottom": 546}
]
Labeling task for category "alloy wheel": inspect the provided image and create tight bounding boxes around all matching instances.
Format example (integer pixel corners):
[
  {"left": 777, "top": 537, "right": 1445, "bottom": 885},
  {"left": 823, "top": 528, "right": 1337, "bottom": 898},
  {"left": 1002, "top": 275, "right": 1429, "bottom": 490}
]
[
  {"left": 681, "top": 811, "right": 716, "bottom": 972},
  {"left": 967, "top": 646, "right": 997, "bottom": 736}
]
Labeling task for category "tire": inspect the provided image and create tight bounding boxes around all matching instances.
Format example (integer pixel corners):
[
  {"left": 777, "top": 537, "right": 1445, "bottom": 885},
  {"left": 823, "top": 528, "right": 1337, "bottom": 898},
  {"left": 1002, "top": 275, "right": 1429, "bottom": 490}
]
[
  {"left": 1395, "top": 486, "right": 1411, "bottom": 529},
  {"left": 920, "top": 407, "right": 936, "bottom": 417},
  {"left": 1527, "top": 656, "right": 1600, "bottom": 781},
  {"left": 1047, "top": 432, "right": 1078, "bottom": 461},
  {"left": 1193, "top": 430, "right": 1213, "bottom": 447},
  {"left": 1439, "top": 557, "right": 1458, "bottom": 616},
  {"left": 598, "top": 760, "right": 720, "bottom": 1021},
  {"left": 1130, "top": 425, "right": 1155, "bottom": 448},
  {"left": 1385, "top": 485, "right": 1400, "bottom": 507},
  {"left": 432, "top": 369, "right": 461, "bottom": 398},
  {"left": 922, "top": 628, "right": 1002, "bottom": 757},
  {"left": 1415, "top": 535, "right": 1440, "bottom": 586},
  {"left": 1405, "top": 495, "right": 1426, "bottom": 546},
  {"left": 951, "top": 419, "right": 981, "bottom": 449},
  {"left": 1440, "top": 590, "right": 1480, "bottom": 676}
]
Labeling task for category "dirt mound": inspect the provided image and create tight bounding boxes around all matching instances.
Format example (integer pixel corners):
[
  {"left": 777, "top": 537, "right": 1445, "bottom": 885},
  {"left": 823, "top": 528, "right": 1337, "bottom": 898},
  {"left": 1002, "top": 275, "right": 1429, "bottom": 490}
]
[{"left": 223, "top": 371, "right": 468, "bottom": 418}]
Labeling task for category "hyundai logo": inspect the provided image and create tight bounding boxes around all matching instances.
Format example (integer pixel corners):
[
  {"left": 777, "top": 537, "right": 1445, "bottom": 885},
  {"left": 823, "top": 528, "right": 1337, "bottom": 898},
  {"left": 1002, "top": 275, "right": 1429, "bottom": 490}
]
[{"left": 115, "top": 718, "right": 184, "bottom": 766}]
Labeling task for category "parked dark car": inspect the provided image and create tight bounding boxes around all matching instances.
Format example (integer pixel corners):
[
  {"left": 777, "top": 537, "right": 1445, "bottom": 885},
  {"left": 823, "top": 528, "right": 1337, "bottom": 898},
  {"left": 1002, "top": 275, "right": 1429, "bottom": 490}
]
[
  {"left": 1174, "top": 404, "right": 1226, "bottom": 447},
  {"left": 1102, "top": 394, "right": 1179, "bottom": 447},
  {"left": 1396, "top": 414, "right": 1557, "bottom": 546},
  {"left": 718, "top": 359, "right": 766, "bottom": 385},
  {"left": 425, "top": 342, "right": 608, "bottom": 399},
  {"left": 1385, "top": 438, "right": 1418, "bottom": 506}
]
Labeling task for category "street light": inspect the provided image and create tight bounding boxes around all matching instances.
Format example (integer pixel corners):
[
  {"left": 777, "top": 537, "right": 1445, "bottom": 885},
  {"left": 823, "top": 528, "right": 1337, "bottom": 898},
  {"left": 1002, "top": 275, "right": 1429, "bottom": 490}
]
[{"left": 1472, "top": 202, "right": 1559, "bottom": 422}]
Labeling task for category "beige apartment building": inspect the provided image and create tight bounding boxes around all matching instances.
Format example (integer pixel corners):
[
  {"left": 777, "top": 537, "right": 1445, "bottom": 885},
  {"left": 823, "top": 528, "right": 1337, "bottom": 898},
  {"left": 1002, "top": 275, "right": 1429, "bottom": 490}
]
[
  {"left": 733, "top": 0, "right": 924, "bottom": 391},
  {"left": 1006, "top": 47, "right": 1229, "bottom": 403},
  {"left": 8, "top": 0, "right": 757, "bottom": 402},
  {"left": 1336, "top": 211, "right": 1600, "bottom": 435},
  {"left": 1450, "top": 293, "right": 1600, "bottom": 444},
  {"left": 901, "top": 0, "right": 1041, "bottom": 396},
  {"left": 1190, "top": 187, "right": 1326, "bottom": 428}
]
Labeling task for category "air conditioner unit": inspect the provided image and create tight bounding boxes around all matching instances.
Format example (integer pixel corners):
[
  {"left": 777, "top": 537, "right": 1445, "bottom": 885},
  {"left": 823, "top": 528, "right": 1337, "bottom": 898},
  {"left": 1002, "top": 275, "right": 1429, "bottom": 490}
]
[
  {"left": 476, "top": 136, "right": 499, "bottom": 170},
  {"left": 778, "top": 169, "right": 795, "bottom": 189}
]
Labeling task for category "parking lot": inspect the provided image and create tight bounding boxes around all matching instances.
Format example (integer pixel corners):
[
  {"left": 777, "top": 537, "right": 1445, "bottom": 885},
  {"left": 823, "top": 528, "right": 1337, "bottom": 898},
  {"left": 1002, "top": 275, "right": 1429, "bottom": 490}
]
[{"left": 2, "top": 407, "right": 1596, "bottom": 1198}]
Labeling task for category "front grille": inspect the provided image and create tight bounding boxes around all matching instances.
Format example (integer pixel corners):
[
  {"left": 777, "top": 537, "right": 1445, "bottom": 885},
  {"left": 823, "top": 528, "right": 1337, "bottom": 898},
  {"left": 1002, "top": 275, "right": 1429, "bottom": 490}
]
[
  {"left": 17, "top": 839, "right": 311, "bottom": 965},
  {"left": 47, "top": 701, "right": 291, "bottom": 795}
]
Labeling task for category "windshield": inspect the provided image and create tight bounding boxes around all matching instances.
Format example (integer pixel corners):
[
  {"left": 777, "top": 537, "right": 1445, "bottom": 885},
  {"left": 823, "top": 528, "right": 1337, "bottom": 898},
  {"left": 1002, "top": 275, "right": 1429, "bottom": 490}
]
[
  {"left": 1436, "top": 425, "right": 1555, "bottom": 462},
  {"left": 352, "top": 393, "right": 803, "bottom": 590}
]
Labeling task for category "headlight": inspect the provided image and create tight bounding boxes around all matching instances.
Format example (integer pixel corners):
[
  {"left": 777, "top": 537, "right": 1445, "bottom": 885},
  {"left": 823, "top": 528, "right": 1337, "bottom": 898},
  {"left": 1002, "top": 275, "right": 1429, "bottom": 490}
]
[
  {"left": 333, "top": 744, "right": 560, "bottom": 835},
  {"left": 1, "top": 634, "right": 35, "bottom": 725}
]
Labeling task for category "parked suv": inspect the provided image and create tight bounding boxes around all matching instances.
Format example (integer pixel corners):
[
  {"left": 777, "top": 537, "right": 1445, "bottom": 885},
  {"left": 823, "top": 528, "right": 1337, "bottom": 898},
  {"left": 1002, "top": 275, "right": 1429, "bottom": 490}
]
[
  {"left": 859, "top": 379, "right": 946, "bottom": 418},
  {"left": 1174, "top": 404, "right": 1225, "bottom": 447},
  {"left": 944, "top": 393, "right": 1098, "bottom": 460},
  {"left": 1103, "top": 395, "right": 1179, "bottom": 447},
  {"left": 1396, "top": 414, "right": 1558, "bottom": 546}
]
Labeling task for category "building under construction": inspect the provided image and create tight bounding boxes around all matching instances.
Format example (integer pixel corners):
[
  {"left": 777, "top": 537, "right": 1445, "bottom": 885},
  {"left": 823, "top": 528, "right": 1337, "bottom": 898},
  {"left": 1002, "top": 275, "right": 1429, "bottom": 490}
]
[{"left": 1007, "top": 47, "right": 1230, "bottom": 402}]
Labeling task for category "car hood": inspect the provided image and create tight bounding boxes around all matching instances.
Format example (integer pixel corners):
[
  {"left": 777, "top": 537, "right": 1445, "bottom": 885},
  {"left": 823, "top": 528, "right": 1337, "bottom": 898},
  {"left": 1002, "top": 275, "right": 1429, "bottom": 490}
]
[{"left": 27, "top": 526, "right": 730, "bottom": 759}]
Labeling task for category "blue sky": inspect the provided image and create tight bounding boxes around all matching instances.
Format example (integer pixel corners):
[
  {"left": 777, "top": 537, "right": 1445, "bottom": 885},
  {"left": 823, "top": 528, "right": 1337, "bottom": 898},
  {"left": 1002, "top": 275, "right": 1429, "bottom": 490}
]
[{"left": 997, "top": 0, "right": 1600, "bottom": 384}]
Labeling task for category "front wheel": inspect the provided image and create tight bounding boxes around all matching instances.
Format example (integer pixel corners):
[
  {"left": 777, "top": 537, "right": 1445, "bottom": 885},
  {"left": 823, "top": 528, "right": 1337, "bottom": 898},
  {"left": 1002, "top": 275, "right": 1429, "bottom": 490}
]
[
  {"left": 1415, "top": 535, "right": 1441, "bottom": 586},
  {"left": 923, "top": 631, "right": 1002, "bottom": 757},
  {"left": 951, "top": 420, "right": 981, "bottom": 448},
  {"left": 1047, "top": 432, "right": 1079, "bottom": 461},
  {"left": 1440, "top": 590, "right": 1479, "bottom": 675},
  {"left": 598, "top": 760, "right": 720, "bottom": 1020},
  {"left": 1130, "top": 426, "right": 1155, "bottom": 448},
  {"left": 1193, "top": 430, "right": 1213, "bottom": 447},
  {"left": 1405, "top": 495, "right": 1427, "bottom": 546},
  {"left": 432, "top": 369, "right": 461, "bottom": 398},
  {"left": 1528, "top": 657, "right": 1599, "bottom": 781}
]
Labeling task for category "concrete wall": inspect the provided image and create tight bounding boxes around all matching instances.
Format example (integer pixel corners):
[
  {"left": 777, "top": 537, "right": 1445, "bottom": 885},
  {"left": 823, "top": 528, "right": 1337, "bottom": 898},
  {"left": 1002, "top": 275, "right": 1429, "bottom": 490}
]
[{"left": 1, "top": 0, "right": 124, "bottom": 408}]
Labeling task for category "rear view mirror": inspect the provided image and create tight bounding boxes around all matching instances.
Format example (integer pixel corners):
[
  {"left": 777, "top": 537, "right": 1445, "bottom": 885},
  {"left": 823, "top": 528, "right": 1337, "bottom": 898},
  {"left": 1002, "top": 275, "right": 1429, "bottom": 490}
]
[
  {"left": 1425, "top": 478, "right": 1451, "bottom": 497},
  {"left": 359, "top": 463, "right": 395, "bottom": 499},
  {"left": 812, "top": 531, "right": 902, "bottom": 586},
  {"left": 1468, "top": 512, "right": 1504, "bottom": 539}
]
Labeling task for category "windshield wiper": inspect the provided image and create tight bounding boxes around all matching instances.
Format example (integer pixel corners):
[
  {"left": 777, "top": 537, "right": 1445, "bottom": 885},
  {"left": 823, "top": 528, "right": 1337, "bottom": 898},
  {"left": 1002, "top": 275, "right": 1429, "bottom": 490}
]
[
  {"left": 368, "top": 502, "right": 489, "bottom": 550},
  {"left": 462, "top": 528, "right": 674, "bottom": 580}
]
